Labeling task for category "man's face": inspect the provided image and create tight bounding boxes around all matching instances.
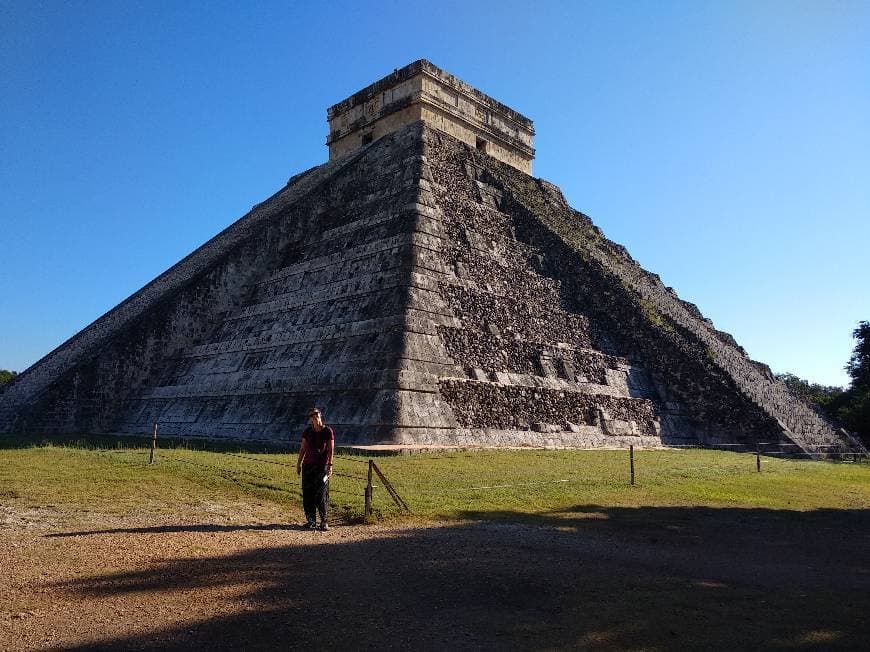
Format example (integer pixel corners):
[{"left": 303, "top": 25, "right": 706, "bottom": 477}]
[{"left": 309, "top": 412, "right": 323, "bottom": 428}]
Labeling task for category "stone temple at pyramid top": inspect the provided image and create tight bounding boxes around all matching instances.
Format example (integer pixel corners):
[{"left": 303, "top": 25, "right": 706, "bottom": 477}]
[{"left": 326, "top": 60, "right": 535, "bottom": 174}]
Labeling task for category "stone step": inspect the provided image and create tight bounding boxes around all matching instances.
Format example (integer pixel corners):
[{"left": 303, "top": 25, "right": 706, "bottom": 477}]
[{"left": 258, "top": 232, "right": 442, "bottom": 282}]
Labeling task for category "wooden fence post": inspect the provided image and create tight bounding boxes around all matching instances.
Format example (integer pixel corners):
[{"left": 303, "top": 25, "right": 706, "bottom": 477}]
[
  {"left": 148, "top": 423, "right": 158, "bottom": 465},
  {"left": 371, "top": 462, "right": 410, "bottom": 512},
  {"left": 365, "top": 459, "right": 373, "bottom": 517},
  {"left": 756, "top": 444, "right": 761, "bottom": 473},
  {"left": 629, "top": 445, "right": 635, "bottom": 486}
]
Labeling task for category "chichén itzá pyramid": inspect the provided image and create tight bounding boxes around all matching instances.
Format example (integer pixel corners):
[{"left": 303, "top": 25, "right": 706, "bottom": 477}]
[{"left": 0, "top": 60, "right": 861, "bottom": 455}]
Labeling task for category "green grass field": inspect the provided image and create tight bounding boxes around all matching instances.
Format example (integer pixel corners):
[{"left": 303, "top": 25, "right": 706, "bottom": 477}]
[{"left": 2, "top": 438, "right": 868, "bottom": 523}]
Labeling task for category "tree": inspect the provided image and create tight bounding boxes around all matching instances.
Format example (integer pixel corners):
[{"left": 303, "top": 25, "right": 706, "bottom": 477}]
[
  {"left": 777, "top": 322, "right": 870, "bottom": 446},
  {"left": 776, "top": 372, "right": 843, "bottom": 413},
  {"left": 839, "top": 321, "right": 870, "bottom": 444},
  {"left": 0, "top": 369, "right": 17, "bottom": 388},
  {"left": 845, "top": 321, "right": 870, "bottom": 390}
]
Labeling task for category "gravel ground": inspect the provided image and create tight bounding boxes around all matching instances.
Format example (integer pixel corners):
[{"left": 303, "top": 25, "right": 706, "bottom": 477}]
[{"left": 2, "top": 502, "right": 869, "bottom": 651}]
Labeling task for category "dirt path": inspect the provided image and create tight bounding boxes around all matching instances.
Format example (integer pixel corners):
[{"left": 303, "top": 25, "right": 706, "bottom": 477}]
[{"left": 2, "top": 504, "right": 869, "bottom": 650}]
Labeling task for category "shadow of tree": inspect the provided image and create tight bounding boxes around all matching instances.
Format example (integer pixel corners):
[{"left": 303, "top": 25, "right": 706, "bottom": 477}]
[
  {"left": 52, "top": 505, "right": 870, "bottom": 650},
  {"left": 45, "top": 523, "right": 301, "bottom": 538}
]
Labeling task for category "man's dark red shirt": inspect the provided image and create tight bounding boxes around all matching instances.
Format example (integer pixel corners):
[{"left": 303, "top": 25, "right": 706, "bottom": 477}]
[{"left": 301, "top": 425, "right": 335, "bottom": 466}]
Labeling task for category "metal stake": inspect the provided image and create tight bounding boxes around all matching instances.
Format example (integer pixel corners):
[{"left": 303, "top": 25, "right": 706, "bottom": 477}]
[
  {"left": 365, "top": 459, "right": 373, "bottom": 517},
  {"left": 149, "top": 423, "right": 158, "bottom": 465}
]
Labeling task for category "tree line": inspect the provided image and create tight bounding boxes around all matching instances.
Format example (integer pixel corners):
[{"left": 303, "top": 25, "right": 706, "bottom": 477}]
[{"left": 778, "top": 321, "right": 870, "bottom": 446}]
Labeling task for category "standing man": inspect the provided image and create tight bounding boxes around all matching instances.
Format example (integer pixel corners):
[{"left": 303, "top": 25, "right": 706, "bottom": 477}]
[{"left": 296, "top": 406, "right": 334, "bottom": 531}]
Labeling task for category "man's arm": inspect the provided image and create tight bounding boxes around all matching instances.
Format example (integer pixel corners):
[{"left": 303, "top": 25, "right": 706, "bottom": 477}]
[
  {"left": 296, "top": 437, "right": 307, "bottom": 475},
  {"left": 324, "top": 429, "right": 334, "bottom": 479}
]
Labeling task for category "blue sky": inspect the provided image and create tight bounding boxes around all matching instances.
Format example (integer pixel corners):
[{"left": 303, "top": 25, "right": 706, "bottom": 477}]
[{"left": 1, "top": 1, "right": 867, "bottom": 386}]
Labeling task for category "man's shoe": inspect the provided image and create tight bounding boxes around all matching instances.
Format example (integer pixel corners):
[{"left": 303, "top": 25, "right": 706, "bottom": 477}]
[
  {"left": 302, "top": 521, "right": 316, "bottom": 529},
  {"left": 319, "top": 522, "right": 329, "bottom": 532}
]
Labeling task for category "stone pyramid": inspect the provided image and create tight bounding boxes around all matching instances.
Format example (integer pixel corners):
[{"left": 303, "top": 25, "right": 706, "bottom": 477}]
[{"left": 0, "top": 63, "right": 859, "bottom": 455}]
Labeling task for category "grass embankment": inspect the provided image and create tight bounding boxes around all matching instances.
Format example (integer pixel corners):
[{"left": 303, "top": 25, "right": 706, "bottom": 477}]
[{"left": 1, "top": 439, "right": 868, "bottom": 524}]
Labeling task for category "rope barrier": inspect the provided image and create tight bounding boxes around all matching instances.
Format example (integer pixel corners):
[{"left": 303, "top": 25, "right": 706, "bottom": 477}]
[
  {"left": 94, "top": 449, "right": 142, "bottom": 454},
  {"left": 337, "top": 444, "right": 865, "bottom": 464},
  {"left": 332, "top": 455, "right": 371, "bottom": 464},
  {"left": 220, "top": 451, "right": 296, "bottom": 468},
  {"left": 128, "top": 447, "right": 372, "bottom": 501},
  {"left": 158, "top": 452, "right": 282, "bottom": 485},
  {"left": 403, "top": 478, "right": 572, "bottom": 495},
  {"left": 162, "top": 452, "right": 370, "bottom": 485},
  {"left": 203, "top": 450, "right": 369, "bottom": 482},
  {"left": 94, "top": 449, "right": 148, "bottom": 464},
  {"left": 371, "top": 448, "right": 587, "bottom": 462},
  {"left": 332, "top": 472, "right": 368, "bottom": 481},
  {"left": 206, "top": 448, "right": 367, "bottom": 477},
  {"left": 323, "top": 487, "right": 361, "bottom": 497}
]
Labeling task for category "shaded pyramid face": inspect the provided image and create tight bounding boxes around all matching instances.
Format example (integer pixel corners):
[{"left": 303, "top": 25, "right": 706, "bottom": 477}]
[{"left": 0, "top": 123, "right": 858, "bottom": 453}]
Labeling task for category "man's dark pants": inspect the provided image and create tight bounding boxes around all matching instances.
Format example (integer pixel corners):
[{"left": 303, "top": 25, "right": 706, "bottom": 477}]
[{"left": 301, "top": 463, "right": 329, "bottom": 524}]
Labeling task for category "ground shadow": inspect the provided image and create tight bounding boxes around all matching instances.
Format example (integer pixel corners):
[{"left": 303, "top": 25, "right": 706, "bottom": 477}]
[
  {"left": 44, "top": 523, "right": 303, "bottom": 538},
  {"left": 48, "top": 505, "right": 870, "bottom": 650}
]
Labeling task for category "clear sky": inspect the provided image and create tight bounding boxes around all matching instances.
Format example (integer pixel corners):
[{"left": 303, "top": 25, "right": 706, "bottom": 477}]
[{"left": 1, "top": 1, "right": 867, "bottom": 387}]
